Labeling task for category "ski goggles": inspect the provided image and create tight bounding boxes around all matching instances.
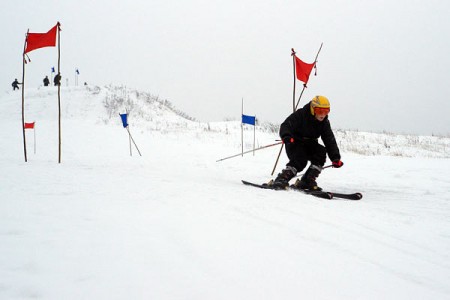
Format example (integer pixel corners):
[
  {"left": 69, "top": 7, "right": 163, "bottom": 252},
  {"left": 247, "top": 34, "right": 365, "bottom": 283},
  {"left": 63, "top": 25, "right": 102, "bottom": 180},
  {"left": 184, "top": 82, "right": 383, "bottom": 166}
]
[{"left": 314, "top": 107, "right": 330, "bottom": 115}]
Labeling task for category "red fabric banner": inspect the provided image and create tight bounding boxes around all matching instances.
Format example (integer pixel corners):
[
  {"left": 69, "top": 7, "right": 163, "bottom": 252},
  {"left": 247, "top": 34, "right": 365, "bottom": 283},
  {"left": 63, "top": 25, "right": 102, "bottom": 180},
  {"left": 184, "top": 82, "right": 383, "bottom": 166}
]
[
  {"left": 294, "top": 55, "right": 315, "bottom": 84},
  {"left": 24, "top": 122, "right": 35, "bottom": 129},
  {"left": 24, "top": 23, "right": 59, "bottom": 54}
]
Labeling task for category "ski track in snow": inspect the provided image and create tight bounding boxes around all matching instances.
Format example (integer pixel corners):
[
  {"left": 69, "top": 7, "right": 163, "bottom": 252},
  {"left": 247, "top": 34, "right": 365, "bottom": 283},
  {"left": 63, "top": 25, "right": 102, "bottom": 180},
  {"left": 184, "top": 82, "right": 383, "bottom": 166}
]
[{"left": 1, "top": 86, "right": 450, "bottom": 299}]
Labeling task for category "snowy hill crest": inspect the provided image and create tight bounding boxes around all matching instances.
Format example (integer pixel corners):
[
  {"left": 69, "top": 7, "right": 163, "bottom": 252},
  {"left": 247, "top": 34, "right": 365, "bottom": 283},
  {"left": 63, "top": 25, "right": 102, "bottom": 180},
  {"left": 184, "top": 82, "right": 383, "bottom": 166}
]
[
  {"left": 3, "top": 85, "right": 450, "bottom": 158},
  {"left": 102, "top": 85, "right": 196, "bottom": 128},
  {"left": 99, "top": 85, "right": 450, "bottom": 158}
]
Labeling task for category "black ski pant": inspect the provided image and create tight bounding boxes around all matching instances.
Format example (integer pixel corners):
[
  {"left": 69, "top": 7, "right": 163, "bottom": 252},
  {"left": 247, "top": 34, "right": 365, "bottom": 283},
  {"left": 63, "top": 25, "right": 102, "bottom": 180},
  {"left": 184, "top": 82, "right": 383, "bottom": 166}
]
[{"left": 285, "top": 140, "right": 326, "bottom": 172}]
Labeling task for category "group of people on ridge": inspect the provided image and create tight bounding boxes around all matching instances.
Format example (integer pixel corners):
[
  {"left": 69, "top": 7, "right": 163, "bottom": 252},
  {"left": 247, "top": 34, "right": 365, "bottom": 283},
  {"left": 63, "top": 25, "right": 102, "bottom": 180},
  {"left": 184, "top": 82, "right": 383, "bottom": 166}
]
[{"left": 11, "top": 73, "right": 61, "bottom": 90}]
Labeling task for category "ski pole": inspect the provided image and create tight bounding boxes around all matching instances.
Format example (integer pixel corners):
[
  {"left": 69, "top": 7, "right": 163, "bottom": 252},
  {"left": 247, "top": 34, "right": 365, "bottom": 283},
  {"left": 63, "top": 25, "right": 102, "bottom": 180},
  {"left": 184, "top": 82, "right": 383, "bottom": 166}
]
[
  {"left": 293, "top": 164, "right": 333, "bottom": 178},
  {"left": 216, "top": 141, "right": 282, "bottom": 162}
]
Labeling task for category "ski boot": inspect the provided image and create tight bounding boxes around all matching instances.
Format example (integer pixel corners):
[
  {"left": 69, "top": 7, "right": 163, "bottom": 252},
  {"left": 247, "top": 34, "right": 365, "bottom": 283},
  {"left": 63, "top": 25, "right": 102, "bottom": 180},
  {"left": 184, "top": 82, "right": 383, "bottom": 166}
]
[
  {"left": 272, "top": 166, "right": 297, "bottom": 189},
  {"left": 294, "top": 165, "right": 323, "bottom": 191}
]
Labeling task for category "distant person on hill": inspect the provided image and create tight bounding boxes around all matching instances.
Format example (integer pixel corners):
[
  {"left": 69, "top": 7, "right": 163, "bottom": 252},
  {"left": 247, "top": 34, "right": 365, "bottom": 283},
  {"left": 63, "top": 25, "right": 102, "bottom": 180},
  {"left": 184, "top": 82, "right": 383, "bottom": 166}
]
[
  {"left": 12, "top": 78, "right": 21, "bottom": 91},
  {"left": 54, "top": 72, "right": 61, "bottom": 86},
  {"left": 272, "top": 95, "right": 343, "bottom": 190},
  {"left": 43, "top": 76, "right": 50, "bottom": 86}
]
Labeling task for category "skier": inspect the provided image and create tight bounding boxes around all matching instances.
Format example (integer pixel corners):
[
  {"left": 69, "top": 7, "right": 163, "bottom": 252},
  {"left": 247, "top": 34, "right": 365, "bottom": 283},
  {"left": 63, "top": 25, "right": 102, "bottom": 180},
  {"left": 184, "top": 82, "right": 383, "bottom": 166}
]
[
  {"left": 43, "top": 76, "right": 50, "bottom": 86},
  {"left": 273, "top": 95, "right": 344, "bottom": 190},
  {"left": 54, "top": 72, "right": 61, "bottom": 86},
  {"left": 12, "top": 78, "right": 21, "bottom": 90}
]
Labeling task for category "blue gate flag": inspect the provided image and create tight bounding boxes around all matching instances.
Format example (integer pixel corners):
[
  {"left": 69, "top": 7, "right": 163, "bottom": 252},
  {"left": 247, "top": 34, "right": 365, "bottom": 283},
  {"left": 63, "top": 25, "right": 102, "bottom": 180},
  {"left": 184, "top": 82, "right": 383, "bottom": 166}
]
[
  {"left": 51, "top": 67, "right": 55, "bottom": 73},
  {"left": 120, "top": 113, "right": 128, "bottom": 128},
  {"left": 242, "top": 114, "right": 256, "bottom": 125},
  {"left": 76, "top": 69, "right": 80, "bottom": 74}
]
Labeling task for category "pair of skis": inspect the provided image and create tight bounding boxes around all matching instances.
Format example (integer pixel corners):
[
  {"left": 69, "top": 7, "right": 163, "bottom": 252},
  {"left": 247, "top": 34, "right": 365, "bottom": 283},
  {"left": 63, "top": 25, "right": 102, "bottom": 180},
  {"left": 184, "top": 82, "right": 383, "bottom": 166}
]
[{"left": 242, "top": 180, "right": 363, "bottom": 200}]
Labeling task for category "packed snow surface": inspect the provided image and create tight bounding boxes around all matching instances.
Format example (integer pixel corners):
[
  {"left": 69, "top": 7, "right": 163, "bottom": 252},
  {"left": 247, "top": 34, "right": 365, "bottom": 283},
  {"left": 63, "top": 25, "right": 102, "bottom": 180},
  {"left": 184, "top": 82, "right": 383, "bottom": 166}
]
[{"left": 1, "top": 86, "right": 450, "bottom": 299}]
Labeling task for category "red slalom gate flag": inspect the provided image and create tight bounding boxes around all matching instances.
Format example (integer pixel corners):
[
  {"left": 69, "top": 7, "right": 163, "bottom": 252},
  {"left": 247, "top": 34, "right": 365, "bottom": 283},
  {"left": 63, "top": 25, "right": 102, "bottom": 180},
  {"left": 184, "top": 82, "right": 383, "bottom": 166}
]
[
  {"left": 294, "top": 55, "right": 315, "bottom": 84},
  {"left": 24, "top": 23, "right": 60, "bottom": 54},
  {"left": 24, "top": 122, "right": 35, "bottom": 129}
]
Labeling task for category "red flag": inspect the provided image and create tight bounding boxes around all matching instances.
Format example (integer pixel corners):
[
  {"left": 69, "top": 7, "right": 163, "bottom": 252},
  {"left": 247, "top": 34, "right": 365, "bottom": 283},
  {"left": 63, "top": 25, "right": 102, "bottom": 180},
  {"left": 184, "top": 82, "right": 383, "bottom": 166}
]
[
  {"left": 24, "top": 122, "right": 35, "bottom": 129},
  {"left": 24, "top": 23, "right": 60, "bottom": 54},
  {"left": 294, "top": 55, "right": 315, "bottom": 84}
]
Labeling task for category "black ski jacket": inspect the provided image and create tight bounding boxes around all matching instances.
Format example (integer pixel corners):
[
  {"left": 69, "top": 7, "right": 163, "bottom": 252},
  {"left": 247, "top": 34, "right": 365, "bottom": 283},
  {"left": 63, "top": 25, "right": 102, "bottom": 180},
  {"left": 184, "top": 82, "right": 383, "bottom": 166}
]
[{"left": 279, "top": 102, "right": 341, "bottom": 161}]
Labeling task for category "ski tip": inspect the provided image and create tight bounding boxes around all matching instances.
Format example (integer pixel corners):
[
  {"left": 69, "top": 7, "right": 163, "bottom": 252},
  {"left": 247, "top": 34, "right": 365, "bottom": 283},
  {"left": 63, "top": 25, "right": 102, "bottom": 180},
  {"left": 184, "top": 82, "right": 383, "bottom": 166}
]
[{"left": 326, "top": 191, "right": 363, "bottom": 200}]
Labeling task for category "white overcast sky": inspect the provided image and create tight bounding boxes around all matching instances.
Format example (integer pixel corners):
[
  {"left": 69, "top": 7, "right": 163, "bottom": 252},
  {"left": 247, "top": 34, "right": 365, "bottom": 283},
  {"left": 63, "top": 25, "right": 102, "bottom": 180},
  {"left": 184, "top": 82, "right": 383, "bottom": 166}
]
[{"left": 2, "top": 0, "right": 450, "bottom": 135}]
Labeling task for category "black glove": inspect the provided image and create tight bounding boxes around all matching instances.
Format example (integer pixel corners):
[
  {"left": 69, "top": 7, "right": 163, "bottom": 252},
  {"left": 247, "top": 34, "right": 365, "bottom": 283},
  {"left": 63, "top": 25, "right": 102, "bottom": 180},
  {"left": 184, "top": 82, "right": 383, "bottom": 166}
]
[{"left": 282, "top": 136, "right": 295, "bottom": 144}]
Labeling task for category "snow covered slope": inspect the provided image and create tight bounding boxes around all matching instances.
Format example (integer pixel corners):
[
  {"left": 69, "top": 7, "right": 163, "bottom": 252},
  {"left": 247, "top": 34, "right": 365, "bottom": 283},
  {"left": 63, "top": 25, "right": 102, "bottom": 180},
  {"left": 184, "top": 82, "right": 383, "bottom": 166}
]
[{"left": 1, "top": 86, "right": 450, "bottom": 299}]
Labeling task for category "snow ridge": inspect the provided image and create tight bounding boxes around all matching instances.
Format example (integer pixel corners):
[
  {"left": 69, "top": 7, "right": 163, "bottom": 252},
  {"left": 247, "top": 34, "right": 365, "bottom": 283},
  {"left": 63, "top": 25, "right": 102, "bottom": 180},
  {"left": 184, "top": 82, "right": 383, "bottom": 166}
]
[{"left": 3, "top": 85, "right": 450, "bottom": 158}]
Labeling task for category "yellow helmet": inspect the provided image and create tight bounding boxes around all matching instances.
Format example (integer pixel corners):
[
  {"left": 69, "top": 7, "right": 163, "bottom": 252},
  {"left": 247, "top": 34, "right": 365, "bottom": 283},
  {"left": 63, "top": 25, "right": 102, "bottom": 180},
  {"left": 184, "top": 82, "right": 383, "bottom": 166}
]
[{"left": 310, "top": 95, "right": 330, "bottom": 115}]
